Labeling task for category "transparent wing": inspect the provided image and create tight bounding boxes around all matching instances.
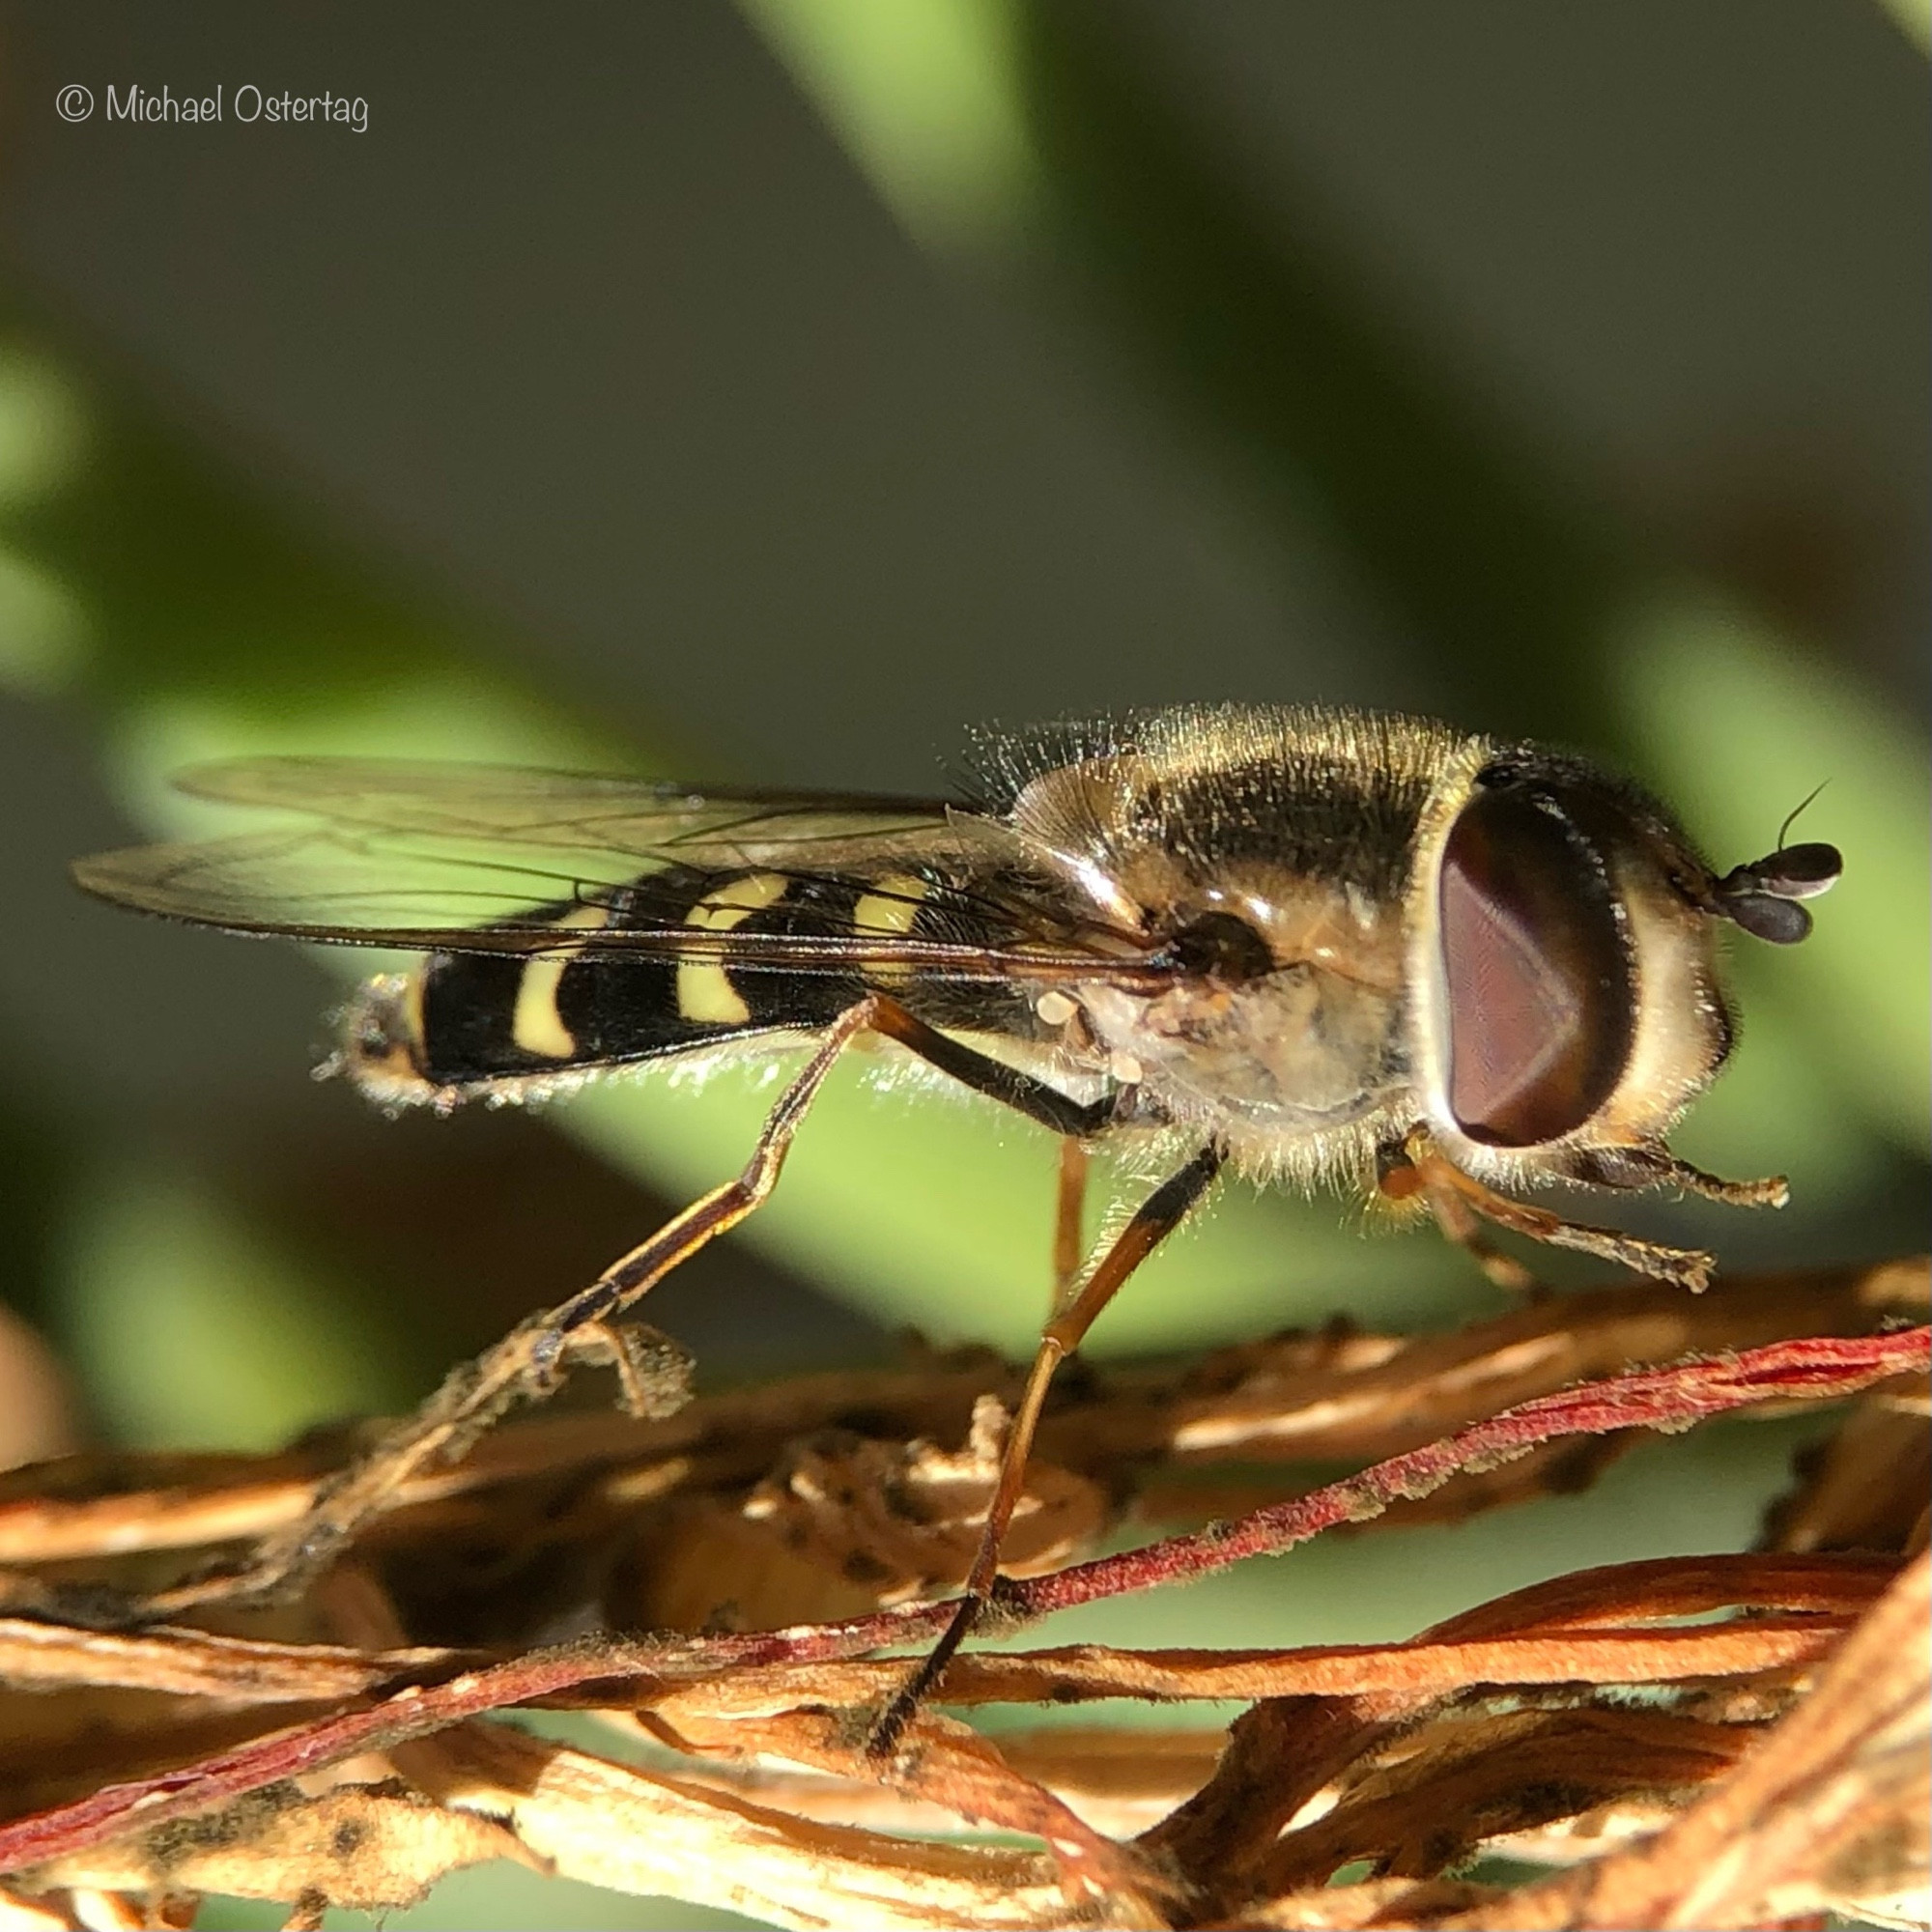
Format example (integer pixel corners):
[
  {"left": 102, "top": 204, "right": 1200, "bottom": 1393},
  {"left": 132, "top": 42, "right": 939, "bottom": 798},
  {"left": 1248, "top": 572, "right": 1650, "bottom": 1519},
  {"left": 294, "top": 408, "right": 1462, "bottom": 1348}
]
[
  {"left": 73, "top": 758, "right": 1153, "bottom": 983},
  {"left": 167, "top": 757, "right": 956, "bottom": 858}
]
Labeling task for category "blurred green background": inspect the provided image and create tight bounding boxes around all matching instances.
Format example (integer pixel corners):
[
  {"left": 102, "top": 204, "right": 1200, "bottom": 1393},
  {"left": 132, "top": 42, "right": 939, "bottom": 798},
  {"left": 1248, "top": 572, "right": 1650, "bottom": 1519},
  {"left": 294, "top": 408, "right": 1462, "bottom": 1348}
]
[{"left": 0, "top": 4, "right": 1926, "bottom": 1927}]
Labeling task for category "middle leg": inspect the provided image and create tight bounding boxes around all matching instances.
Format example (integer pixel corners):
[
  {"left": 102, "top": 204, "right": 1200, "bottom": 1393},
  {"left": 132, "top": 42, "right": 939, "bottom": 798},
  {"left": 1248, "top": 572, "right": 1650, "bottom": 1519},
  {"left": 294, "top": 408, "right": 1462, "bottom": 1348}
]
[{"left": 1052, "top": 1135, "right": 1091, "bottom": 1301}]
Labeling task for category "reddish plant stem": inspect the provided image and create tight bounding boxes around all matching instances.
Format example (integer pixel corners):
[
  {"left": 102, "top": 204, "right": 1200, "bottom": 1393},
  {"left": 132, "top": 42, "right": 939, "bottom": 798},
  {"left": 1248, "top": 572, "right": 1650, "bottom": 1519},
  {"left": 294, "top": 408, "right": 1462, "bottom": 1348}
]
[{"left": 1007, "top": 1329, "right": 1927, "bottom": 1617}]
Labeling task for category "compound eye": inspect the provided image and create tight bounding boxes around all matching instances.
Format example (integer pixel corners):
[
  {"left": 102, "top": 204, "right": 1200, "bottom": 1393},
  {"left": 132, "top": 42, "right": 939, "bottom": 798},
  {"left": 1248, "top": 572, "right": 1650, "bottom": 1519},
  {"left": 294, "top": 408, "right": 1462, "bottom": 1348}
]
[{"left": 1438, "top": 787, "right": 1634, "bottom": 1147}]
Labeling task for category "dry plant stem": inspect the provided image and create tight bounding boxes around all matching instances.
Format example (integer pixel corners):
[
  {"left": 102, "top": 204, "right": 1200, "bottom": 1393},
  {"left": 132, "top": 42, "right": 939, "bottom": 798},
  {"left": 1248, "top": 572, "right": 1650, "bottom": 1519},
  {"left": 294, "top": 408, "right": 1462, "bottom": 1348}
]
[
  {"left": 2, "top": 1551, "right": 1886, "bottom": 1931},
  {"left": 3, "top": 1551, "right": 1876, "bottom": 1929},
  {"left": 1146, "top": 1693, "right": 1401, "bottom": 1886},
  {"left": 1144, "top": 1254, "right": 1923, "bottom": 1466},
  {"left": 1012, "top": 1326, "right": 1927, "bottom": 1618},
  {"left": 1066, "top": 1547, "right": 1890, "bottom": 1915},
  {"left": 1, "top": 1324, "right": 1919, "bottom": 1881},
  {"left": 0, "top": 1621, "right": 466, "bottom": 1703},
  {"left": 628, "top": 1703, "right": 1170, "bottom": 1914},
  {"left": 1258, "top": 1706, "right": 1756, "bottom": 1898},
  {"left": 624, "top": 1729, "right": 1224, "bottom": 1842},
  {"left": 1210, "top": 1875, "right": 1503, "bottom": 1929},
  {"left": 0, "top": 1551, "right": 1881, "bottom": 1719},
  {"left": 14, "top": 1783, "right": 535, "bottom": 1920},
  {"left": 1767, "top": 1399, "right": 1932, "bottom": 1553},
  {"left": 624, "top": 1551, "right": 1891, "bottom": 1731},
  {"left": 26, "top": 1719, "right": 1115, "bottom": 1932},
  {"left": 390, "top": 1721, "right": 1126, "bottom": 1932},
  {"left": 646, "top": 1612, "right": 1860, "bottom": 1720},
  {"left": 0, "top": 1271, "right": 1921, "bottom": 1918}
]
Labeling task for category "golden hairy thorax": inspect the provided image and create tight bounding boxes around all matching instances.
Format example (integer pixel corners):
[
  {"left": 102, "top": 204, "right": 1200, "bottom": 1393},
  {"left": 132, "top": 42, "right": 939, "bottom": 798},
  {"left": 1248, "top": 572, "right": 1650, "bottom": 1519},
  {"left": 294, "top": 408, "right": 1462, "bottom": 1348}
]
[{"left": 984, "top": 708, "right": 1480, "bottom": 1185}]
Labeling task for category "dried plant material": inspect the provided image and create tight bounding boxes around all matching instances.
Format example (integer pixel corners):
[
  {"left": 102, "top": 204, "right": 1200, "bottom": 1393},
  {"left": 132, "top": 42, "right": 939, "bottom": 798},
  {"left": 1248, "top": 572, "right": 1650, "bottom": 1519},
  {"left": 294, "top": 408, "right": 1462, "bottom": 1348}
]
[
  {"left": 14, "top": 1780, "right": 533, "bottom": 1915},
  {"left": 1001, "top": 1324, "right": 1925, "bottom": 1627},
  {"left": 0, "top": 1888, "right": 83, "bottom": 1931},
  {"left": 0, "top": 1263, "right": 1922, "bottom": 1929},
  {"left": 0, "top": 1620, "right": 456, "bottom": 1704},
  {"left": 642, "top": 1700, "right": 1169, "bottom": 1912},
  {"left": 1208, "top": 1874, "right": 1503, "bottom": 1928},
  {"left": 639, "top": 1726, "right": 1229, "bottom": 1838},
  {"left": 629, "top": 1397, "right": 1107, "bottom": 1629},
  {"left": 1437, "top": 1552, "right": 1932, "bottom": 1931},
  {"left": 1148, "top": 1256, "right": 1927, "bottom": 1463},
  {"left": 1127, "top": 1549, "right": 1890, "bottom": 1920},
  {"left": 1135, "top": 1428, "right": 1646, "bottom": 1534},
  {"left": 393, "top": 1719, "right": 1145, "bottom": 1931},
  {"left": 0, "top": 1889, "right": 196, "bottom": 1932},
  {"left": 635, "top": 1579, "right": 1866, "bottom": 1724},
  {"left": 1264, "top": 1706, "right": 1753, "bottom": 1893},
  {"left": 0, "top": 1701, "right": 343, "bottom": 1828}
]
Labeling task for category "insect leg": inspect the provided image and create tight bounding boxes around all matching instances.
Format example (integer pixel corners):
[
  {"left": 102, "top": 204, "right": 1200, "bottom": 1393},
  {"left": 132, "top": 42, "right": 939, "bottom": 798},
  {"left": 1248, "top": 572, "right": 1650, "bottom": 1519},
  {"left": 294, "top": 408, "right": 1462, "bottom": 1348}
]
[
  {"left": 822, "top": 1003, "right": 1100, "bottom": 1303},
  {"left": 1401, "top": 1128, "right": 1717, "bottom": 1292},
  {"left": 861, "top": 998, "right": 1118, "bottom": 1139},
  {"left": 534, "top": 996, "right": 886, "bottom": 1351},
  {"left": 1052, "top": 1137, "right": 1091, "bottom": 1299},
  {"left": 1378, "top": 1143, "right": 1536, "bottom": 1292},
  {"left": 132, "top": 997, "right": 887, "bottom": 1621},
  {"left": 869, "top": 1140, "right": 1227, "bottom": 1755},
  {"left": 1422, "top": 1182, "right": 1541, "bottom": 1293},
  {"left": 1571, "top": 1143, "right": 1789, "bottom": 1209}
]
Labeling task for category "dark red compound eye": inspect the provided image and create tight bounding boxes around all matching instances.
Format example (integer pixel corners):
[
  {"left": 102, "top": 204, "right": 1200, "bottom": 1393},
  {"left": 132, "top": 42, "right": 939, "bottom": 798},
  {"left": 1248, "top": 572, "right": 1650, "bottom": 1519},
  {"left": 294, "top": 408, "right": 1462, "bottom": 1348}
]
[{"left": 1438, "top": 785, "right": 1634, "bottom": 1147}]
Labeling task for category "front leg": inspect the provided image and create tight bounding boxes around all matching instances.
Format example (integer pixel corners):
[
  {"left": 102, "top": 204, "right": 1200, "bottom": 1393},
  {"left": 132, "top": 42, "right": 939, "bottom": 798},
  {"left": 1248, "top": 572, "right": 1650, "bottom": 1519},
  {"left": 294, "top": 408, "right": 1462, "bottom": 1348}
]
[{"left": 1384, "top": 1127, "right": 1718, "bottom": 1293}]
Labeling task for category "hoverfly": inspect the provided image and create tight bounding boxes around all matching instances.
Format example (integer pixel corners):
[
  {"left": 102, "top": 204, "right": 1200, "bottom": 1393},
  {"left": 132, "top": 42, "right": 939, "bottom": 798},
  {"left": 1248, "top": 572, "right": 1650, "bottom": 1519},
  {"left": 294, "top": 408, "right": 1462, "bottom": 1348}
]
[{"left": 73, "top": 704, "right": 1839, "bottom": 1732}]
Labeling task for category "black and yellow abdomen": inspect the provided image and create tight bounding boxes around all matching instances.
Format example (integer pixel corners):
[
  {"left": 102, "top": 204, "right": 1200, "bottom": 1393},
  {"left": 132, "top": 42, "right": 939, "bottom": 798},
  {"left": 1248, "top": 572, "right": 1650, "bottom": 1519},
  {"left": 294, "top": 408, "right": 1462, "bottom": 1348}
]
[{"left": 338, "top": 860, "right": 1037, "bottom": 1105}]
